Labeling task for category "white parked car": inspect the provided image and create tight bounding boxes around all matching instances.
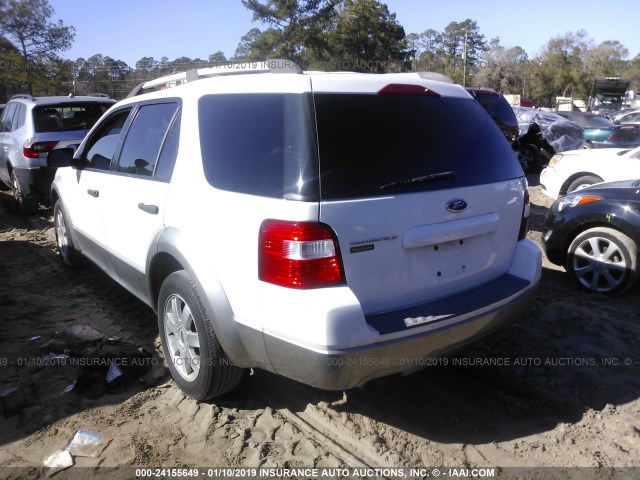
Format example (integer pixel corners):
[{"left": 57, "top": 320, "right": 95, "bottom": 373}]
[
  {"left": 48, "top": 60, "right": 540, "bottom": 400},
  {"left": 540, "top": 146, "right": 640, "bottom": 200}
]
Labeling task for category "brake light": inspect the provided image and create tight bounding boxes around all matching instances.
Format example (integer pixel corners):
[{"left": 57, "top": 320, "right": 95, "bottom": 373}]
[
  {"left": 259, "top": 220, "right": 345, "bottom": 289},
  {"left": 518, "top": 188, "right": 530, "bottom": 240},
  {"left": 377, "top": 84, "right": 440, "bottom": 96},
  {"left": 23, "top": 140, "right": 58, "bottom": 159}
]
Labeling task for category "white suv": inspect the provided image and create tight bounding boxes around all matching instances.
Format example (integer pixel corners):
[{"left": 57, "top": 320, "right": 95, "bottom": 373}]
[{"left": 48, "top": 60, "right": 541, "bottom": 400}]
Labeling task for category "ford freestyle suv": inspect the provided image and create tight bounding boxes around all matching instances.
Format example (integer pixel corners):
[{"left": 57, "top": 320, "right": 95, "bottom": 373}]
[
  {"left": 48, "top": 60, "right": 541, "bottom": 400},
  {"left": 0, "top": 94, "right": 115, "bottom": 214}
]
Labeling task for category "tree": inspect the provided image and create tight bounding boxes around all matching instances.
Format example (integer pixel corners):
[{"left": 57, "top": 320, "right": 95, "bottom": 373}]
[
  {"left": 415, "top": 29, "right": 443, "bottom": 72},
  {"left": 0, "top": 0, "right": 75, "bottom": 94},
  {"left": 473, "top": 38, "right": 528, "bottom": 93},
  {"left": 208, "top": 51, "right": 227, "bottom": 64},
  {"left": 327, "top": 0, "right": 410, "bottom": 72},
  {"left": 585, "top": 40, "right": 628, "bottom": 77},
  {"left": 529, "top": 30, "right": 592, "bottom": 107},
  {"left": 438, "top": 19, "right": 487, "bottom": 84},
  {"left": 241, "top": 0, "right": 339, "bottom": 66}
]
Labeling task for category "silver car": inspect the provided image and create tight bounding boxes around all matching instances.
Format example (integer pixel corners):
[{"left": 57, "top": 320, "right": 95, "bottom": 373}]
[{"left": 0, "top": 94, "right": 114, "bottom": 214}]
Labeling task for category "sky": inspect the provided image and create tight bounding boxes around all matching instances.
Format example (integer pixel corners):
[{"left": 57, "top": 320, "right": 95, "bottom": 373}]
[{"left": 49, "top": 0, "right": 640, "bottom": 68}]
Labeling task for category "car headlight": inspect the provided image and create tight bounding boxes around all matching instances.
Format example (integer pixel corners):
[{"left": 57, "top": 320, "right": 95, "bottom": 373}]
[
  {"left": 548, "top": 154, "right": 563, "bottom": 166},
  {"left": 556, "top": 194, "right": 602, "bottom": 212}
]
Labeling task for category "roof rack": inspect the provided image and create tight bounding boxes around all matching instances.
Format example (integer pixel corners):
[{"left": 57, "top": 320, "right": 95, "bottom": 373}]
[
  {"left": 88, "top": 93, "right": 110, "bottom": 98},
  {"left": 127, "top": 59, "right": 302, "bottom": 97}
]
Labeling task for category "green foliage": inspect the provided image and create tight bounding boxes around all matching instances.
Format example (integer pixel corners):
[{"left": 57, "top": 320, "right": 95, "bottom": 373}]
[
  {"left": 327, "top": 0, "right": 410, "bottom": 72},
  {"left": 0, "top": 0, "right": 74, "bottom": 95},
  {"left": 1, "top": 0, "right": 637, "bottom": 106}
]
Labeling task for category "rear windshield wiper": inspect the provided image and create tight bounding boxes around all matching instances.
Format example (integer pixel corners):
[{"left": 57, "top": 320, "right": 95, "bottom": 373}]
[{"left": 380, "top": 171, "right": 456, "bottom": 191}]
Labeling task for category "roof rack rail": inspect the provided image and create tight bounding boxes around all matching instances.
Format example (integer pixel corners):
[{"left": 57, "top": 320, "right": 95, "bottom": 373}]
[
  {"left": 87, "top": 93, "right": 110, "bottom": 98},
  {"left": 10, "top": 94, "right": 34, "bottom": 101},
  {"left": 127, "top": 59, "right": 302, "bottom": 97}
]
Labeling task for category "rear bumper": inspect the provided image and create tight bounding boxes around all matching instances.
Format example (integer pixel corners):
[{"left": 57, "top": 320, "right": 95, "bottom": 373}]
[
  {"left": 262, "top": 282, "right": 538, "bottom": 390},
  {"left": 253, "top": 238, "right": 541, "bottom": 390},
  {"left": 13, "top": 166, "right": 56, "bottom": 201}
]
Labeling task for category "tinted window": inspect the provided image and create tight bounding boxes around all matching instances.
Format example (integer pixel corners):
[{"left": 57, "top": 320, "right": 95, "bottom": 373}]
[
  {"left": 12, "top": 104, "right": 26, "bottom": 131},
  {"left": 117, "top": 103, "right": 179, "bottom": 177},
  {"left": 33, "top": 102, "right": 112, "bottom": 133},
  {"left": 314, "top": 94, "right": 523, "bottom": 199},
  {"left": 2, "top": 103, "right": 17, "bottom": 132},
  {"left": 83, "top": 109, "right": 131, "bottom": 170},
  {"left": 199, "top": 94, "right": 318, "bottom": 200}
]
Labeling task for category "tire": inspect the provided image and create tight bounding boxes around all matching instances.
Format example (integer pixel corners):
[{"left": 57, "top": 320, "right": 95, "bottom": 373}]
[
  {"left": 582, "top": 141, "right": 594, "bottom": 149},
  {"left": 158, "top": 271, "right": 243, "bottom": 400},
  {"left": 53, "top": 200, "right": 83, "bottom": 268},
  {"left": 517, "top": 144, "right": 540, "bottom": 173},
  {"left": 566, "top": 175, "right": 603, "bottom": 194},
  {"left": 566, "top": 227, "right": 639, "bottom": 295},
  {"left": 10, "top": 170, "right": 38, "bottom": 215}
]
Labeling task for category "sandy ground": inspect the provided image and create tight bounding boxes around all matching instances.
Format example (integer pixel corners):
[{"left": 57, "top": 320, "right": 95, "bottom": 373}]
[{"left": 1, "top": 179, "right": 640, "bottom": 480}]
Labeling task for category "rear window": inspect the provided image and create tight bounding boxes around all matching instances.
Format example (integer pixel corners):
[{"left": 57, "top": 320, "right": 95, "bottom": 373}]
[
  {"left": 33, "top": 102, "right": 112, "bottom": 133},
  {"left": 314, "top": 94, "right": 523, "bottom": 199}
]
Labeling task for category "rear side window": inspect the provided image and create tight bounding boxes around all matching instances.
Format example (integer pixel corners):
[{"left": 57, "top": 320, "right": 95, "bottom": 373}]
[
  {"left": 117, "top": 102, "right": 180, "bottom": 177},
  {"left": 2, "top": 102, "right": 17, "bottom": 132},
  {"left": 199, "top": 94, "right": 318, "bottom": 200},
  {"left": 12, "top": 104, "right": 26, "bottom": 131},
  {"left": 32, "top": 102, "right": 112, "bottom": 133},
  {"left": 314, "top": 94, "right": 523, "bottom": 199}
]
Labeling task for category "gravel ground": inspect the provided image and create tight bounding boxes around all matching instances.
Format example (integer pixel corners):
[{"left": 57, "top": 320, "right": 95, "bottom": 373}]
[{"left": 0, "top": 179, "right": 639, "bottom": 480}]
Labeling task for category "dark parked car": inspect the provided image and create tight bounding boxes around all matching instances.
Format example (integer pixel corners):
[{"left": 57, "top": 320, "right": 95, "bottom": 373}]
[
  {"left": 466, "top": 88, "right": 519, "bottom": 145},
  {"left": 543, "top": 179, "right": 640, "bottom": 295},
  {"left": 513, "top": 107, "right": 584, "bottom": 172},
  {"left": 556, "top": 111, "right": 640, "bottom": 149}
]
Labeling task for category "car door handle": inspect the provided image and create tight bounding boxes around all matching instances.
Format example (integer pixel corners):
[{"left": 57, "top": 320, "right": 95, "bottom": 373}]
[
  {"left": 138, "top": 203, "right": 159, "bottom": 215},
  {"left": 87, "top": 189, "right": 99, "bottom": 197}
]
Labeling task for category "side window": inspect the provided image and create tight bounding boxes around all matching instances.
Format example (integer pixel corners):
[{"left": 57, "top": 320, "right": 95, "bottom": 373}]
[
  {"left": 116, "top": 103, "right": 179, "bottom": 177},
  {"left": 2, "top": 103, "right": 17, "bottom": 132},
  {"left": 82, "top": 109, "right": 131, "bottom": 170},
  {"left": 12, "top": 104, "right": 26, "bottom": 131}
]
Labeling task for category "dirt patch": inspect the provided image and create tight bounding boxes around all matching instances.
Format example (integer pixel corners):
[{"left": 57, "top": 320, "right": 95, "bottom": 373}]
[{"left": 1, "top": 181, "right": 639, "bottom": 477}]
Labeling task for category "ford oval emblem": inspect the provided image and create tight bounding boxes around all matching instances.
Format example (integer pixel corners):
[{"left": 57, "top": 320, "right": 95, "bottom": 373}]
[{"left": 446, "top": 199, "right": 467, "bottom": 213}]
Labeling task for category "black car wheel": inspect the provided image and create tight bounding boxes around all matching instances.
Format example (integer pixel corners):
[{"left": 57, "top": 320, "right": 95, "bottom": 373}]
[
  {"left": 10, "top": 170, "right": 38, "bottom": 215},
  {"left": 158, "top": 271, "right": 244, "bottom": 400},
  {"left": 566, "top": 175, "right": 603, "bottom": 194},
  {"left": 566, "top": 227, "right": 639, "bottom": 295}
]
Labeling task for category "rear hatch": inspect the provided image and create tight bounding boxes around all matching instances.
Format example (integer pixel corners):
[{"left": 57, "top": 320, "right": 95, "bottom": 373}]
[
  {"left": 31, "top": 101, "right": 113, "bottom": 166},
  {"left": 313, "top": 82, "right": 525, "bottom": 315}
]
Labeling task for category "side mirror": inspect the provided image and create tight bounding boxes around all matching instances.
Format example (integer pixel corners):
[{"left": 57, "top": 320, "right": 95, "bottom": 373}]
[{"left": 48, "top": 148, "right": 77, "bottom": 168}]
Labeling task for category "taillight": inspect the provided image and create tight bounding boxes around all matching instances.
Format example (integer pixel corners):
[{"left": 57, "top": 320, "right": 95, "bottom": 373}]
[
  {"left": 518, "top": 188, "right": 530, "bottom": 240},
  {"left": 259, "top": 220, "right": 345, "bottom": 289},
  {"left": 23, "top": 140, "right": 58, "bottom": 159},
  {"left": 377, "top": 84, "right": 440, "bottom": 96}
]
